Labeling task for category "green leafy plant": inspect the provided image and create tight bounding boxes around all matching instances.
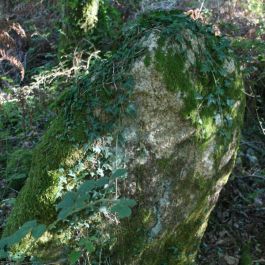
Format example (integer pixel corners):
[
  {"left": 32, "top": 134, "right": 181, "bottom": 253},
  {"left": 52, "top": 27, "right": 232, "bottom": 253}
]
[
  {"left": 5, "top": 148, "right": 32, "bottom": 190},
  {"left": 58, "top": 0, "right": 122, "bottom": 54},
  {"left": 0, "top": 172, "right": 136, "bottom": 262}
]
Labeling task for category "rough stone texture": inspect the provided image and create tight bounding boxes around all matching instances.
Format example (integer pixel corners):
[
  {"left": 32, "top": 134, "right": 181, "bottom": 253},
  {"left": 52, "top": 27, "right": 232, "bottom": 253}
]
[
  {"left": 109, "top": 33, "right": 244, "bottom": 264},
  {"left": 2, "top": 10, "right": 245, "bottom": 264}
]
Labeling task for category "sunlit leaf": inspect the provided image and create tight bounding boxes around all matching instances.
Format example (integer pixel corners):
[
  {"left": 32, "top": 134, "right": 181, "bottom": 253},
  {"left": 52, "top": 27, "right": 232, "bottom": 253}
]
[
  {"left": 79, "top": 238, "right": 95, "bottom": 253},
  {"left": 32, "top": 224, "right": 46, "bottom": 239},
  {"left": 8, "top": 220, "right": 37, "bottom": 245},
  {"left": 78, "top": 180, "right": 96, "bottom": 193},
  {"left": 58, "top": 207, "right": 73, "bottom": 220},
  {"left": 57, "top": 192, "right": 76, "bottom": 210},
  {"left": 95, "top": 177, "right": 109, "bottom": 187},
  {"left": 111, "top": 198, "right": 137, "bottom": 219},
  {"left": 111, "top": 168, "right": 127, "bottom": 179}
]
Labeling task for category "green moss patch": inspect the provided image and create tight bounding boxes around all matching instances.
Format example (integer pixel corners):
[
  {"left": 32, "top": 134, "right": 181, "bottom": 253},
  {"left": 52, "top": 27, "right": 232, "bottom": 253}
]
[
  {"left": 5, "top": 149, "right": 33, "bottom": 191},
  {"left": 1, "top": 9, "right": 245, "bottom": 263}
]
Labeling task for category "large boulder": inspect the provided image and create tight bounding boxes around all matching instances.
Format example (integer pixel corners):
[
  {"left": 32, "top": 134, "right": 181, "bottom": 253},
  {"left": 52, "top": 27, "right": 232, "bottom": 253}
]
[
  {"left": 2, "top": 10, "right": 245, "bottom": 264},
  {"left": 108, "top": 12, "right": 245, "bottom": 264}
]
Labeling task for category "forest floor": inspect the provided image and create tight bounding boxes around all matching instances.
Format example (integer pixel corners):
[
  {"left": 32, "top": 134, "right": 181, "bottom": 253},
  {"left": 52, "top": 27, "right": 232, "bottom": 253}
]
[
  {"left": 0, "top": 1, "right": 264, "bottom": 265},
  {"left": 197, "top": 129, "right": 265, "bottom": 265}
]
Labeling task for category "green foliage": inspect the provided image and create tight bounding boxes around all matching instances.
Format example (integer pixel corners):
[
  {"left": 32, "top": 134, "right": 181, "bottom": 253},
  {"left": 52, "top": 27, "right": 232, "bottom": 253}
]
[
  {"left": 69, "top": 250, "right": 81, "bottom": 265},
  {"left": 245, "top": 0, "right": 265, "bottom": 17},
  {"left": 0, "top": 220, "right": 46, "bottom": 261},
  {"left": 92, "top": 1, "right": 123, "bottom": 50},
  {"left": 111, "top": 199, "right": 137, "bottom": 219},
  {"left": 0, "top": 61, "right": 68, "bottom": 169},
  {"left": 1, "top": 8, "right": 244, "bottom": 264},
  {"left": 0, "top": 101, "right": 24, "bottom": 136},
  {"left": 232, "top": 35, "right": 265, "bottom": 136},
  {"left": 0, "top": 163, "right": 136, "bottom": 261},
  {"left": 5, "top": 149, "right": 32, "bottom": 190},
  {"left": 239, "top": 244, "right": 252, "bottom": 265},
  {"left": 1, "top": 4, "right": 139, "bottom": 256},
  {"left": 56, "top": 176, "right": 110, "bottom": 221},
  {"left": 111, "top": 168, "right": 127, "bottom": 179},
  {"left": 59, "top": 0, "right": 122, "bottom": 53},
  {"left": 0, "top": 101, "right": 31, "bottom": 188},
  {"left": 140, "top": 11, "right": 244, "bottom": 145}
]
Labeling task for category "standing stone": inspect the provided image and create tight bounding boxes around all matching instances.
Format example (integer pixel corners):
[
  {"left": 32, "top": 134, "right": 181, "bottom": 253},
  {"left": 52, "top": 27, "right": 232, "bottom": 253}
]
[{"left": 2, "top": 3, "right": 245, "bottom": 264}]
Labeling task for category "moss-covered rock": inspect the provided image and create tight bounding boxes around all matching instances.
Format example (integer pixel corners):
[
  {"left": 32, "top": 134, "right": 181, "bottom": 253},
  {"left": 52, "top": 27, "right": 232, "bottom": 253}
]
[
  {"left": 107, "top": 27, "right": 244, "bottom": 264},
  {"left": 2, "top": 115, "right": 87, "bottom": 235},
  {"left": 2, "top": 10, "right": 245, "bottom": 264}
]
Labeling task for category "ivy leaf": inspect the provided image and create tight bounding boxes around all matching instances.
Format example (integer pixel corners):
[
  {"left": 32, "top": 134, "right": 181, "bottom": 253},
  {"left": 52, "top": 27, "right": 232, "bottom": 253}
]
[
  {"left": 79, "top": 238, "right": 95, "bottom": 253},
  {"left": 111, "top": 198, "right": 137, "bottom": 219},
  {"left": 225, "top": 114, "right": 233, "bottom": 127},
  {"left": 57, "top": 192, "right": 76, "bottom": 210},
  {"left": 216, "top": 86, "right": 224, "bottom": 96},
  {"left": 219, "top": 68, "right": 227, "bottom": 76},
  {"left": 225, "top": 80, "right": 232, "bottom": 87},
  {"left": 214, "top": 113, "right": 222, "bottom": 126},
  {"left": 95, "top": 177, "right": 109, "bottom": 188},
  {"left": 9, "top": 252, "right": 25, "bottom": 262},
  {"left": 9, "top": 220, "right": 37, "bottom": 245},
  {"left": 76, "top": 162, "right": 86, "bottom": 173},
  {"left": 111, "top": 168, "right": 127, "bottom": 179},
  {"left": 68, "top": 170, "right": 76, "bottom": 177},
  {"left": 111, "top": 204, "right": 131, "bottom": 219},
  {"left": 69, "top": 251, "right": 81, "bottom": 265},
  {"left": 92, "top": 145, "right": 101, "bottom": 154},
  {"left": 20, "top": 220, "right": 37, "bottom": 230},
  {"left": 207, "top": 94, "right": 216, "bottom": 106},
  {"left": 75, "top": 194, "right": 87, "bottom": 210},
  {"left": 32, "top": 224, "right": 46, "bottom": 239},
  {"left": 0, "top": 249, "right": 8, "bottom": 259},
  {"left": 78, "top": 180, "right": 96, "bottom": 194},
  {"left": 84, "top": 241, "right": 95, "bottom": 253},
  {"left": 122, "top": 199, "right": 137, "bottom": 207},
  {"left": 58, "top": 207, "right": 73, "bottom": 220},
  {"left": 0, "top": 237, "right": 9, "bottom": 248}
]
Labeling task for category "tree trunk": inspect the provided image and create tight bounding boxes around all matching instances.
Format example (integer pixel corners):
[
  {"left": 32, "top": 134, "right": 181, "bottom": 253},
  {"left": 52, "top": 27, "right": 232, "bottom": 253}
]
[{"left": 2, "top": 1, "right": 245, "bottom": 264}]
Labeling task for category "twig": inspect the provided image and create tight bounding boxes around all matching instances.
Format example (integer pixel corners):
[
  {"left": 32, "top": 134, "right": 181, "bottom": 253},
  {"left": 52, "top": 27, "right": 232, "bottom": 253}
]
[{"left": 199, "top": 0, "right": 206, "bottom": 12}]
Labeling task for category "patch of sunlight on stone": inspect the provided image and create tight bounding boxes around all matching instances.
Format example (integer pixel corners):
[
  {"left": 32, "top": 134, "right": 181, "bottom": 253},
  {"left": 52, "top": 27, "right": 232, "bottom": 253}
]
[{"left": 196, "top": 211, "right": 211, "bottom": 238}]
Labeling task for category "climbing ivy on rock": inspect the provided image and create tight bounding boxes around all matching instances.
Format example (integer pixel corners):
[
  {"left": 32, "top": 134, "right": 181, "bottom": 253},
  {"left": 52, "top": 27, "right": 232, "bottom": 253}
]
[
  {"left": 139, "top": 11, "right": 244, "bottom": 144},
  {"left": 1, "top": 9, "right": 244, "bottom": 264}
]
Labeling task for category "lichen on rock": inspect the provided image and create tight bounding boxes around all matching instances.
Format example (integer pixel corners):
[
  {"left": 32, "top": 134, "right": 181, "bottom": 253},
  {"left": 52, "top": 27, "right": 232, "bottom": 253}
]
[
  {"left": 2, "top": 10, "right": 245, "bottom": 264},
  {"left": 106, "top": 12, "right": 245, "bottom": 265}
]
